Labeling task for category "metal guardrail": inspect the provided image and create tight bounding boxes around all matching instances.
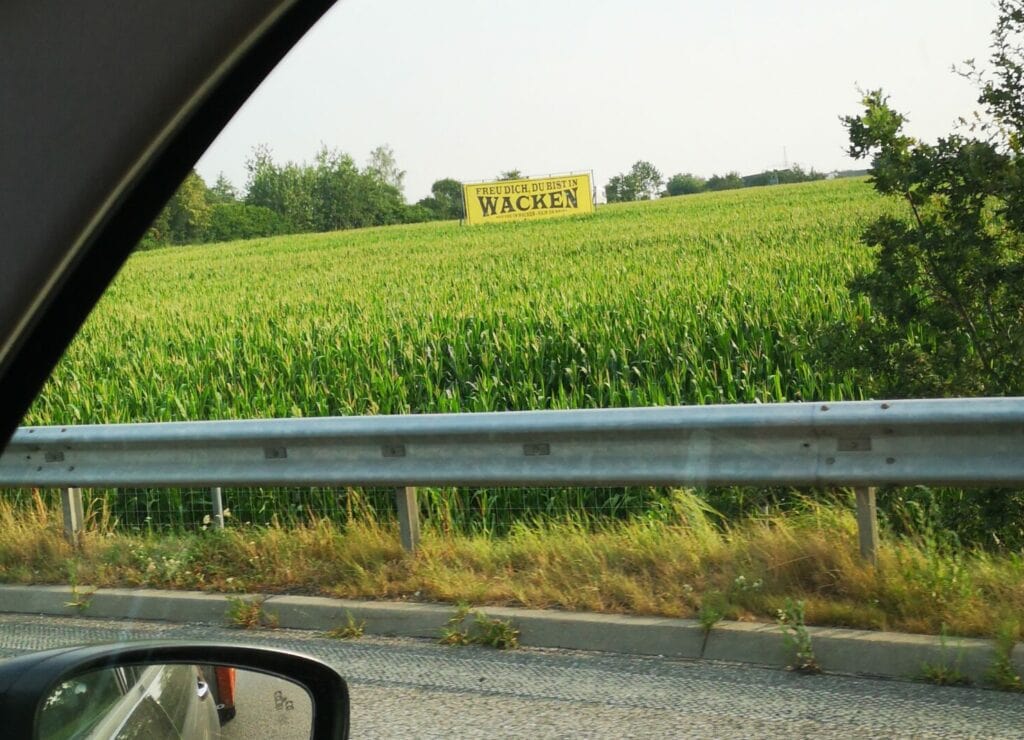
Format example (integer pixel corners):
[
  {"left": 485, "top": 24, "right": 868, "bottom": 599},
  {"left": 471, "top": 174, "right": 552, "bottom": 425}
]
[{"left": 2, "top": 397, "right": 1023, "bottom": 558}]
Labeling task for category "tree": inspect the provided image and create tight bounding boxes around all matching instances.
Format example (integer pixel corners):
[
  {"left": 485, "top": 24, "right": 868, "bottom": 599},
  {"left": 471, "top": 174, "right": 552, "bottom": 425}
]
[
  {"left": 664, "top": 173, "right": 706, "bottom": 196},
  {"left": 365, "top": 144, "right": 406, "bottom": 195},
  {"left": 833, "top": 0, "right": 1024, "bottom": 397},
  {"left": 140, "top": 206, "right": 171, "bottom": 249},
  {"left": 244, "top": 144, "right": 299, "bottom": 224},
  {"left": 140, "top": 169, "right": 215, "bottom": 246},
  {"left": 418, "top": 178, "right": 464, "bottom": 220},
  {"left": 165, "top": 170, "right": 212, "bottom": 243},
  {"left": 244, "top": 144, "right": 407, "bottom": 234},
  {"left": 628, "top": 160, "right": 663, "bottom": 200},
  {"left": 742, "top": 166, "right": 825, "bottom": 188},
  {"left": 705, "top": 172, "right": 744, "bottom": 192},
  {"left": 604, "top": 174, "right": 635, "bottom": 203},
  {"left": 497, "top": 170, "right": 522, "bottom": 181},
  {"left": 310, "top": 146, "right": 366, "bottom": 231},
  {"left": 402, "top": 203, "right": 436, "bottom": 223},
  {"left": 605, "top": 161, "right": 663, "bottom": 202},
  {"left": 205, "top": 203, "right": 287, "bottom": 242},
  {"left": 208, "top": 173, "right": 239, "bottom": 204},
  {"left": 312, "top": 146, "right": 406, "bottom": 230}
]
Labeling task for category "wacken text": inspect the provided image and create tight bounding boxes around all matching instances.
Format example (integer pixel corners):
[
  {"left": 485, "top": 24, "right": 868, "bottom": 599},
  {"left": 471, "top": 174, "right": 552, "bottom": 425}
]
[
  {"left": 476, "top": 182, "right": 580, "bottom": 217},
  {"left": 463, "top": 174, "right": 593, "bottom": 225}
]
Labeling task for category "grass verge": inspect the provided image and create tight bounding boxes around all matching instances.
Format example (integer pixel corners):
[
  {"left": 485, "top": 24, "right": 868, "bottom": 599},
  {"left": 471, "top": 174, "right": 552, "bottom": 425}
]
[{"left": 2, "top": 490, "right": 1024, "bottom": 639}]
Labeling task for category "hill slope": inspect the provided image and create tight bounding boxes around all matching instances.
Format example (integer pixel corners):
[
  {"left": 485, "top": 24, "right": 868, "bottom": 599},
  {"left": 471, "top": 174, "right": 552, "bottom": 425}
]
[{"left": 27, "top": 178, "right": 896, "bottom": 425}]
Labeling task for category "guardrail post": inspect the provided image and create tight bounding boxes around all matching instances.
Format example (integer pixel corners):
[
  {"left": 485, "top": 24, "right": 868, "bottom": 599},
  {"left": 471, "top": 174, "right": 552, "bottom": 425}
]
[
  {"left": 854, "top": 486, "right": 879, "bottom": 565},
  {"left": 60, "top": 487, "right": 84, "bottom": 546},
  {"left": 394, "top": 486, "right": 420, "bottom": 553},
  {"left": 210, "top": 487, "right": 225, "bottom": 529}
]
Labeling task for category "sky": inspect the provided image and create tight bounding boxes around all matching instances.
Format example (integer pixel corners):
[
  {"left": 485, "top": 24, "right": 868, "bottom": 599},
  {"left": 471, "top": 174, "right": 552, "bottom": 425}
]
[{"left": 197, "top": 0, "right": 999, "bottom": 203}]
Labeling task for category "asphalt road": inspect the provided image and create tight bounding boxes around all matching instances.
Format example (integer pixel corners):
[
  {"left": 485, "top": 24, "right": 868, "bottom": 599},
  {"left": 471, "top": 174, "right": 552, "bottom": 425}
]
[{"left": 1, "top": 613, "right": 1022, "bottom": 738}]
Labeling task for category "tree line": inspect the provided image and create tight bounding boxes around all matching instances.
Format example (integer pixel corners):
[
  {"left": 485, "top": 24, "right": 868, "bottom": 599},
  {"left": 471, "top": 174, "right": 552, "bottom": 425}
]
[
  {"left": 603, "top": 160, "right": 845, "bottom": 203},
  {"left": 141, "top": 145, "right": 859, "bottom": 247},
  {"left": 142, "top": 144, "right": 468, "bottom": 247}
]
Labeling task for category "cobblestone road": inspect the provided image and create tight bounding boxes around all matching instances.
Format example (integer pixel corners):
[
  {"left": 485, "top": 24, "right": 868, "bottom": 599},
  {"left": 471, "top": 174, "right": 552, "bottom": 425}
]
[{"left": 1, "top": 613, "right": 1022, "bottom": 738}]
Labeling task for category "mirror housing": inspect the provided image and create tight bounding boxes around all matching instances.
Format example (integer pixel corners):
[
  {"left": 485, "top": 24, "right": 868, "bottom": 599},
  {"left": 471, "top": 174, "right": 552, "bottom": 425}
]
[{"left": 0, "top": 641, "right": 348, "bottom": 739}]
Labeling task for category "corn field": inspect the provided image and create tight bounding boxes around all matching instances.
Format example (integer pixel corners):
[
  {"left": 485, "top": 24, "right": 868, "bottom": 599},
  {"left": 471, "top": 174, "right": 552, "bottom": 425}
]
[{"left": 16, "top": 178, "right": 900, "bottom": 531}]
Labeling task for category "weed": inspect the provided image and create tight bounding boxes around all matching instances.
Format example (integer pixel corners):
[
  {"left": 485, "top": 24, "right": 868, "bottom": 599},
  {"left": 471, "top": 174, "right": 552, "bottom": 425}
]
[
  {"left": 439, "top": 603, "right": 472, "bottom": 646},
  {"left": 920, "top": 626, "right": 971, "bottom": 686},
  {"left": 225, "top": 596, "right": 278, "bottom": 629},
  {"left": 326, "top": 611, "right": 366, "bottom": 640},
  {"left": 65, "top": 585, "right": 93, "bottom": 613},
  {"left": 439, "top": 603, "right": 519, "bottom": 650},
  {"left": 698, "top": 593, "right": 726, "bottom": 637},
  {"left": 696, "top": 597, "right": 729, "bottom": 655},
  {"left": 777, "top": 598, "right": 821, "bottom": 674},
  {"left": 471, "top": 610, "right": 520, "bottom": 649},
  {"left": 921, "top": 662, "right": 971, "bottom": 686},
  {"left": 63, "top": 559, "right": 94, "bottom": 613},
  {"left": 987, "top": 620, "right": 1023, "bottom": 692}
]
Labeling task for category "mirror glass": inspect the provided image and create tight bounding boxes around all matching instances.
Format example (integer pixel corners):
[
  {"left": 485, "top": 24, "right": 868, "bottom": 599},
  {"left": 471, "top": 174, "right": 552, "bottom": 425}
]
[{"left": 37, "top": 663, "right": 312, "bottom": 739}]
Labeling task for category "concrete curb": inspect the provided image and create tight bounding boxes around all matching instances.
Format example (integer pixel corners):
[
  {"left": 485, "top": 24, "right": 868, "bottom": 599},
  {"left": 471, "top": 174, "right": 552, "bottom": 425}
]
[{"left": 0, "top": 585, "right": 1020, "bottom": 684}]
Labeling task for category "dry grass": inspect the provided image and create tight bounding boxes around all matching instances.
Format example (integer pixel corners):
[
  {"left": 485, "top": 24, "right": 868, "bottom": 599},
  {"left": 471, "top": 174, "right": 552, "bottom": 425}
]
[{"left": 2, "top": 490, "right": 1023, "bottom": 639}]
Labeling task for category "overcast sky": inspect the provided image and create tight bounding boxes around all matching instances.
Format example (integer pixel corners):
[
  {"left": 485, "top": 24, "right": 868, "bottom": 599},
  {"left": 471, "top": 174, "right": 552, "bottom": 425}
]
[{"left": 197, "top": 0, "right": 998, "bottom": 203}]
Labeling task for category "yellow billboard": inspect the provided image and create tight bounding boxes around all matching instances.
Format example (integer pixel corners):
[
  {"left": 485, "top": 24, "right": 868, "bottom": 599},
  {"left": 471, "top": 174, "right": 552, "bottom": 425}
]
[{"left": 462, "top": 172, "right": 594, "bottom": 225}]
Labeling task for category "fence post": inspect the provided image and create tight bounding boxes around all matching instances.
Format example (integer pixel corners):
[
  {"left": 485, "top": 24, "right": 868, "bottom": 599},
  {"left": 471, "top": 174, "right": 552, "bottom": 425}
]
[
  {"left": 61, "top": 487, "right": 84, "bottom": 546},
  {"left": 210, "top": 487, "right": 225, "bottom": 529},
  {"left": 394, "top": 487, "right": 420, "bottom": 553},
  {"left": 854, "top": 486, "right": 879, "bottom": 565}
]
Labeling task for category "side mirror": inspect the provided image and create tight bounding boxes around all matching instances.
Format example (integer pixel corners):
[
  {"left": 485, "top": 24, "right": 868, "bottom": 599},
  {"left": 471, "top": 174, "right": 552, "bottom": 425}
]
[{"left": 0, "top": 641, "right": 348, "bottom": 739}]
